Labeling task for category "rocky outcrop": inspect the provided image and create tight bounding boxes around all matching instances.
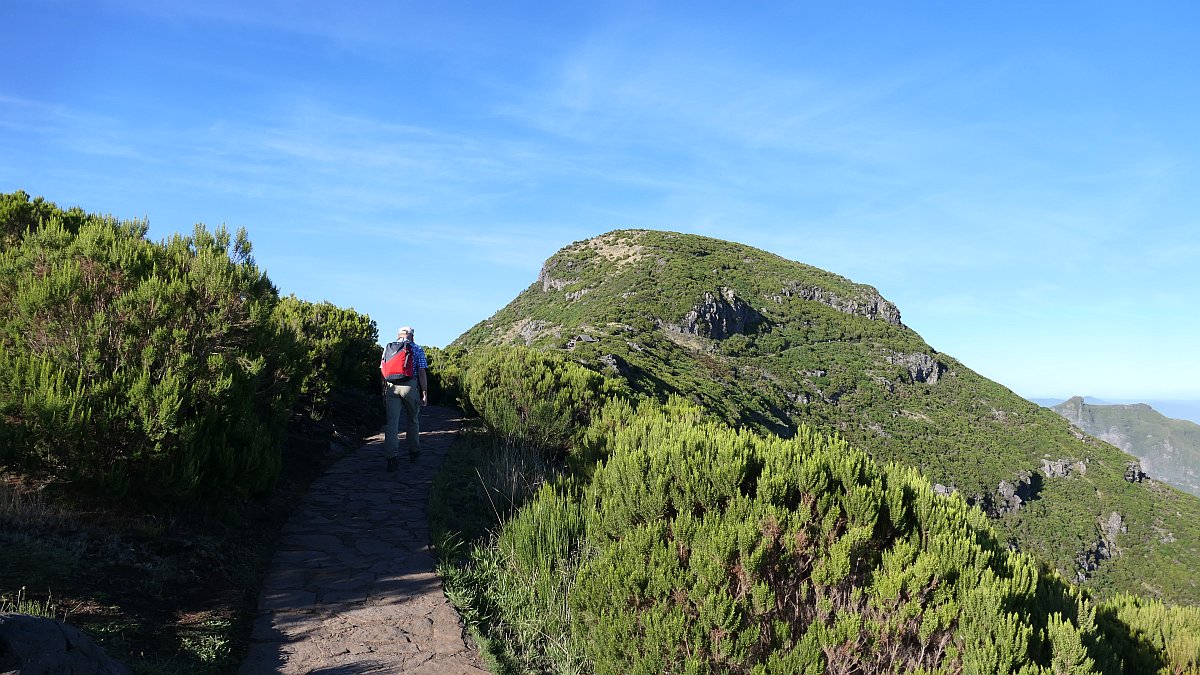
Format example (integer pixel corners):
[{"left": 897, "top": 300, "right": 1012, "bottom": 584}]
[
  {"left": 1125, "top": 461, "right": 1147, "bottom": 483},
  {"left": 1041, "top": 458, "right": 1087, "bottom": 478},
  {"left": 519, "top": 319, "right": 547, "bottom": 345},
  {"left": 0, "top": 613, "right": 132, "bottom": 675},
  {"left": 537, "top": 257, "right": 577, "bottom": 292},
  {"left": 887, "top": 352, "right": 946, "bottom": 384},
  {"left": 1076, "top": 512, "right": 1126, "bottom": 581},
  {"left": 770, "top": 282, "right": 903, "bottom": 326},
  {"left": 598, "top": 353, "right": 622, "bottom": 373},
  {"left": 969, "top": 471, "right": 1038, "bottom": 517},
  {"left": 672, "top": 288, "right": 763, "bottom": 339}
]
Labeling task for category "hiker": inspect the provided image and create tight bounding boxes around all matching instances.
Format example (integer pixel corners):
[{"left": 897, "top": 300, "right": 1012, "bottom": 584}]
[{"left": 380, "top": 326, "right": 428, "bottom": 471}]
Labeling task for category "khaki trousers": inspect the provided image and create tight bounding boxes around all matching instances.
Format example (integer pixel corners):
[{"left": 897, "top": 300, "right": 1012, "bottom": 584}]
[{"left": 384, "top": 381, "right": 421, "bottom": 458}]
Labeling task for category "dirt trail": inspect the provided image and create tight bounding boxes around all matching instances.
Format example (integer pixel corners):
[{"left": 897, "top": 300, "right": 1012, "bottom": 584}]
[{"left": 240, "top": 405, "right": 488, "bottom": 674}]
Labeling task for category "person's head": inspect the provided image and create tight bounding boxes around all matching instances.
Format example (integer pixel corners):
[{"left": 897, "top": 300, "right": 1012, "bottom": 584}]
[{"left": 398, "top": 326, "right": 414, "bottom": 340}]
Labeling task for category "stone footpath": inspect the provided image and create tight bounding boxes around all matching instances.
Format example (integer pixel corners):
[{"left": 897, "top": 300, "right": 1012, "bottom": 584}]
[{"left": 240, "top": 405, "right": 488, "bottom": 674}]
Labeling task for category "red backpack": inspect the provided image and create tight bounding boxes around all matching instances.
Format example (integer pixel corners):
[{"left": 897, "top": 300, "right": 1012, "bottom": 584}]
[{"left": 381, "top": 340, "right": 416, "bottom": 383}]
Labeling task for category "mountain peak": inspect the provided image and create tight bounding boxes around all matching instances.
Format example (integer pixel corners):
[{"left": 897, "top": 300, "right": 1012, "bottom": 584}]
[{"left": 455, "top": 229, "right": 1200, "bottom": 604}]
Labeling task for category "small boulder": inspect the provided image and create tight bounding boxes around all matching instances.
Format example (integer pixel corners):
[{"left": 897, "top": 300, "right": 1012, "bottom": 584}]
[{"left": 0, "top": 612, "right": 132, "bottom": 675}]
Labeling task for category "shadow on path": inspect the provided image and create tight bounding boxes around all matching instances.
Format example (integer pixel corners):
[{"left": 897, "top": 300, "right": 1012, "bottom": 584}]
[{"left": 240, "top": 405, "right": 488, "bottom": 674}]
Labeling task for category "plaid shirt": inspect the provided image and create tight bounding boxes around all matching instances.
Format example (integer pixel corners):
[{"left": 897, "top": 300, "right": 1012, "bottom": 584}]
[{"left": 409, "top": 342, "right": 428, "bottom": 370}]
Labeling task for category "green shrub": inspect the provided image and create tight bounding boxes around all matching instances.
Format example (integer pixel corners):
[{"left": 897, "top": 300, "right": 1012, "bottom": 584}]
[
  {"left": 425, "top": 345, "right": 468, "bottom": 408},
  {"left": 463, "top": 346, "right": 626, "bottom": 456},
  {"left": 436, "top": 351, "right": 1200, "bottom": 675},
  {"left": 273, "top": 295, "right": 380, "bottom": 421},
  {"left": 454, "top": 396, "right": 1195, "bottom": 674},
  {"left": 1096, "top": 594, "right": 1200, "bottom": 674},
  {"left": 0, "top": 191, "right": 379, "bottom": 501}
]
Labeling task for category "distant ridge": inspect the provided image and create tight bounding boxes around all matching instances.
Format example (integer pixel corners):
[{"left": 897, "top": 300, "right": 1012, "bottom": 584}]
[
  {"left": 1052, "top": 396, "right": 1200, "bottom": 498},
  {"left": 456, "top": 229, "right": 1200, "bottom": 604},
  {"left": 1033, "top": 397, "right": 1200, "bottom": 426}
]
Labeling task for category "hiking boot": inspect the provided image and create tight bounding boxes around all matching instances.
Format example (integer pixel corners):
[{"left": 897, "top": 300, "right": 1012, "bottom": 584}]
[
  {"left": 408, "top": 448, "right": 420, "bottom": 462},
  {"left": 386, "top": 457, "right": 398, "bottom": 472}
]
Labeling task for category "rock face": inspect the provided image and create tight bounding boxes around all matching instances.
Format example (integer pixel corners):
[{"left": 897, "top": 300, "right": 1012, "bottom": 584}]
[
  {"left": 1041, "top": 458, "right": 1087, "bottom": 478},
  {"left": 1076, "top": 512, "right": 1127, "bottom": 581},
  {"left": 0, "top": 613, "right": 132, "bottom": 675},
  {"left": 969, "top": 471, "right": 1038, "bottom": 517},
  {"left": 887, "top": 352, "right": 946, "bottom": 384},
  {"left": 673, "top": 287, "right": 763, "bottom": 340},
  {"left": 1124, "top": 461, "right": 1147, "bottom": 483},
  {"left": 537, "top": 258, "right": 577, "bottom": 293},
  {"left": 771, "top": 282, "right": 903, "bottom": 326}
]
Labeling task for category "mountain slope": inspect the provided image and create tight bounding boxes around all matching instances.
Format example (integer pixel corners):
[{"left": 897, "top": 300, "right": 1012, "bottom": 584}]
[
  {"left": 1053, "top": 396, "right": 1200, "bottom": 497},
  {"left": 455, "top": 229, "right": 1200, "bottom": 604}
]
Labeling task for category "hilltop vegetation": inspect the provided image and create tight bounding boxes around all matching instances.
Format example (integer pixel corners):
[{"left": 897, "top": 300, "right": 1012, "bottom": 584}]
[
  {"left": 454, "top": 229, "right": 1200, "bottom": 605},
  {"left": 0, "top": 191, "right": 382, "bottom": 672},
  {"left": 1053, "top": 396, "right": 1200, "bottom": 497}
]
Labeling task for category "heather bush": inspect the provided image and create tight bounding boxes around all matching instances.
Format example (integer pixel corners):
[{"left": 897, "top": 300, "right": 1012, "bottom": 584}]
[
  {"left": 439, "top": 386, "right": 1200, "bottom": 673},
  {"left": 424, "top": 345, "right": 468, "bottom": 407},
  {"left": 462, "top": 345, "right": 625, "bottom": 456},
  {"left": 273, "top": 295, "right": 380, "bottom": 421},
  {"left": 0, "top": 191, "right": 378, "bottom": 500}
]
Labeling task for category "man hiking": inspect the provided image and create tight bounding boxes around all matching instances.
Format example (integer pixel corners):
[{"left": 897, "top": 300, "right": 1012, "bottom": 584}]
[{"left": 380, "top": 326, "right": 428, "bottom": 472}]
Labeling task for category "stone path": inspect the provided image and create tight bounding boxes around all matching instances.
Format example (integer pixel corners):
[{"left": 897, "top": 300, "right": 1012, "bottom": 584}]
[{"left": 240, "top": 405, "right": 488, "bottom": 675}]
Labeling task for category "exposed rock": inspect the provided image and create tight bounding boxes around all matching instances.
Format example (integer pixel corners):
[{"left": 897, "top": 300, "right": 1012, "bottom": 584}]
[
  {"left": 672, "top": 287, "right": 763, "bottom": 340},
  {"left": 537, "top": 259, "right": 576, "bottom": 292},
  {"left": 0, "top": 613, "right": 132, "bottom": 675},
  {"left": 1125, "top": 461, "right": 1147, "bottom": 483},
  {"left": 565, "top": 288, "right": 591, "bottom": 302},
  {"left": 969, "top": 471, "right": 1036, "bottom": 517},
  {"left": 499, "top": 318, "right": 556, "bottom": 346},
  {"left": 770, "top": 282, "right": 903, "bottom": 326},
  {"left": 887, "top": 352, "right": 946, "bottom": 384},
  {"left": 1041, "top": 458, "right": 1074, "bottom": 478},
  {"left": 1076, "top": 546, "right": 1103, "bottom": 581},
  {"left": 1076, "top": 512, "right": 1126, "bottom": 581},
  {"left": 1102, "top": 511, "right": 1126, "bottom": 542},
  {"left": 933, "top": 483, "right": 956, "bottom": 497},
  {"left": 598, "top": 354, "right": 621, "bottom": 372},
  {"left": 519, "top": 319, "right": 546, "bottom": 345}
]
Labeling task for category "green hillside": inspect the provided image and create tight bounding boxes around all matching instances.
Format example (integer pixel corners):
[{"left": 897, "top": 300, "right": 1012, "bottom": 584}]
[
  {"left": 432, "top": 346, "right": 1200, "bottom": 674},
  {"left": 1053, "top": 397, "right": 1200, "bottom": 498},
  {"left": 454, "top": 229, "right": 1200, "bottom": 605}
]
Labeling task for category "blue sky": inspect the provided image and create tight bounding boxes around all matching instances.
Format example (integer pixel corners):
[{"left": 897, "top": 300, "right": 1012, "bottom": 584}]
[{"left": 4, "top": 1, "right": 1198, "bottom": 401}]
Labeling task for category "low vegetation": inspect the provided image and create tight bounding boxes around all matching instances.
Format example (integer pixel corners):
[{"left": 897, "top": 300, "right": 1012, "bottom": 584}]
[
  {"left": 0, "top": 191, "right": 382, "bottom": 673},
  {"left": 431, "top": 345, "right": 1200, "bottom": 674}
]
